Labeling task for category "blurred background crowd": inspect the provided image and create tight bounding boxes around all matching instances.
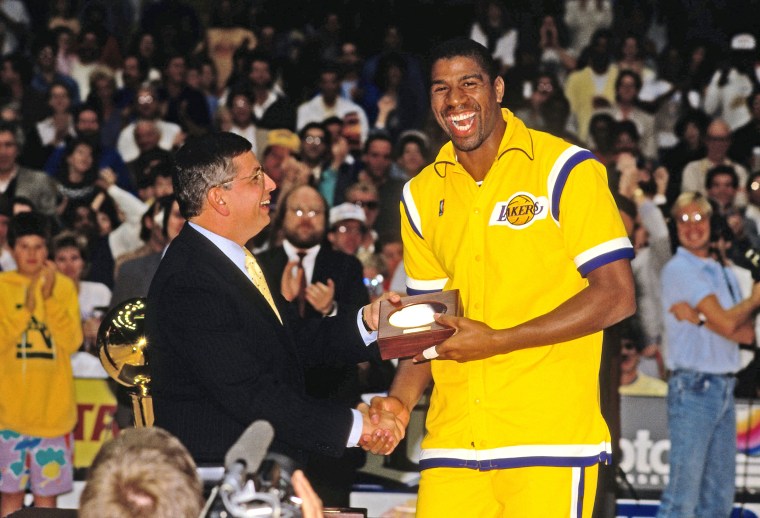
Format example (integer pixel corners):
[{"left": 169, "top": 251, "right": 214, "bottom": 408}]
[{"left": 2, "top": 0, "right": 760, "bottom": 513}]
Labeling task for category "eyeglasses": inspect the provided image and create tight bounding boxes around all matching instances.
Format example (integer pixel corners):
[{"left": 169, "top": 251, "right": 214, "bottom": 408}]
[
  {"left": 333, "top": 224, "right": 365, "bottom": 235},
  {"left": 677, "top": 212, "right": 707, "bottom": 223},
  {"left": 288, "top": 207, "right": 324, "bottom": 218},
  {"left": 216, "top": 169, "right": 266, "bottom": 189},
  {"left": 352, "top": 200, "right": 379, "bottom": 210},
  {"left": 706, "top": 135, "right": 730, "bottom": 142},
  {"left": 303, "top": 136, "right": 323, "bottom": 146},
  {"left": 137, "top": 95, "right": 155, "bottom": 105}
]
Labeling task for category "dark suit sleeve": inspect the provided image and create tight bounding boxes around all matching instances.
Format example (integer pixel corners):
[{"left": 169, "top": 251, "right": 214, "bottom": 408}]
[
  {"left": 150, "top": 268, "right": 355, "bottom": 458},
  {"left": 333, "top": 254, "right": 370, "bottom": 311}
]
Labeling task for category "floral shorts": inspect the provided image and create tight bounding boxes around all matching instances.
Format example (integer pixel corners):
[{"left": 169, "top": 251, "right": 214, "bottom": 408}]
[{"left": 0, "top": 430, "right": 73, "bottom": 496}]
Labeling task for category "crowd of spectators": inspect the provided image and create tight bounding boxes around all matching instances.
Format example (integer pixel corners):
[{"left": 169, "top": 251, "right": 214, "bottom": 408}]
[{"left": 2, "top": 0, "right": 760, "bottom": 514}]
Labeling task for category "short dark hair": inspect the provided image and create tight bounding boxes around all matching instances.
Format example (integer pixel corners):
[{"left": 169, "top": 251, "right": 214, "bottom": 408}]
[
  {"left": 706, "top": 164, "right": 739, "bottom": 190},
  {"left": 46, "top": 79, "right": 73, "bottom": 103},
  {"left": 2, "top": 52, "right": 33, "bottom": 84},
  {"left": 247, "top": 51, "right": 274, "bottom": 73},
  {"left": 613, "top": 120, "right": 640, "bottom": 143},
  {"left": 298, "top": 122, "right": 331, "bottom": 148},
  {"left": 363, "top": 131, "right": 393, "bottom": 155},
  {"left": 74, "top": 103, "right": 102, "bottom": 125},
  {"left": 173, "top": 132, "right": 252, "bottom": 219},
  {"left": 428, "top": 38, "right": 498, "bottom": 83},
  {"left": 225, "top": 85, "right": 254, "bottom": 109},
  {"left": 52, "top": 231, "right": 89, "bottom": 263},
  {"left": 674, "top": 109, "right": 710, "bottom": 139},
  {"left": 318, "top": 62, "right": 343, "bottom": 81},
  {"left": 0, "top": 121, "right": 20, "bottom": 142},
  {"left": 615, "top": 70, "right": 642, "bottom": 94},
  {"left": 32, "top": 31, "right": 58, "bottom": 57},
  {"left": 8, "top": 212, "right": 50, "bottom": 248},
  {"left": 395, "top": 130, "right": 429, "bottom": 160}
]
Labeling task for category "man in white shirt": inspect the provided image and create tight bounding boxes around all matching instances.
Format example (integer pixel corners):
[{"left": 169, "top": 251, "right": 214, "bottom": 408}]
[
  {"left": 117, "top": 84, "right": 183, "bottom": 162},
  {"left": 296, "top": 65, "right": 369, "bottom": 147}
]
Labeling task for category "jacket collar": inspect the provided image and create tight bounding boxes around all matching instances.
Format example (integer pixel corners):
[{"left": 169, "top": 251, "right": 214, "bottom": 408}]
[{"left": 432, "top": 108, "right": 535, "bottom": 178}]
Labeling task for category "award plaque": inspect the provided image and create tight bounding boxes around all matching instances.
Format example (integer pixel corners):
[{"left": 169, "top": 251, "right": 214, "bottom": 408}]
[{"left": 377, "top": 290, "right": 461, "bottom": 360}]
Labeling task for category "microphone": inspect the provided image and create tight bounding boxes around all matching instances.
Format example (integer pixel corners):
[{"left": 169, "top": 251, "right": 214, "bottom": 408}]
[
  {"left": 200, "top": 420, "right": 276, "bottom": 518},
  {"left": 221, "top": 420, "right": 275, "bottom": 493}
]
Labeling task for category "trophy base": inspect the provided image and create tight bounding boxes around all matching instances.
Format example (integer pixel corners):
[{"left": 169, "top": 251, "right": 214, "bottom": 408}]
[{"left": 377, "top": 290, "right": 460, "bottom": 360}]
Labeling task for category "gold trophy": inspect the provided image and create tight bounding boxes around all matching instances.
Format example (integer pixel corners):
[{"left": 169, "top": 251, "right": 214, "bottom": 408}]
[{"left": 96, "top": 298, "right": 153, "bottom": 427}]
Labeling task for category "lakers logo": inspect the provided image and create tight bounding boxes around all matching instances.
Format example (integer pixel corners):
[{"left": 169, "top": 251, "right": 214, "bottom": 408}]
[{"left": 489, "top": 192, "right": 548, "bottom": 229}]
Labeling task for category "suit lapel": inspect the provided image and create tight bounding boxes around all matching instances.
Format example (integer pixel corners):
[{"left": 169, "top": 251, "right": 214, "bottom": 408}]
[{"left": 180, "top": 226, "right": 286, "bottom": 329}]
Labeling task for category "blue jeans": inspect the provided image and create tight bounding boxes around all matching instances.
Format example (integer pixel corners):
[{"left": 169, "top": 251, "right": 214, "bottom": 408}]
[{"left": 657, "top": 370, "right": 736, "bottom": 518}]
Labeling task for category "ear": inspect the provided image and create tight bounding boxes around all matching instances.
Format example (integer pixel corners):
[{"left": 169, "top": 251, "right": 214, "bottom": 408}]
[
  {"left": 494, "top": 76, "right": 505, "bottom": 104},
  {"left": 207, "top": 186, "right": 230, "bottom": 216}
]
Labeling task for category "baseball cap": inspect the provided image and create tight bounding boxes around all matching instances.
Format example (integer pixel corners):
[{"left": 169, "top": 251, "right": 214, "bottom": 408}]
[
  {"left": 266, "top": 129, "right": 301, "bottom": 153},
  {"left": 329, "top": 202, "right": 366, "bottom": 227}
]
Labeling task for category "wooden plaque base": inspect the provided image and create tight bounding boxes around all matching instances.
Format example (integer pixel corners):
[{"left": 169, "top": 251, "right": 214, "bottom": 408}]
[{"left": 377, "top": 290, "right": 460, "bottom": 360}]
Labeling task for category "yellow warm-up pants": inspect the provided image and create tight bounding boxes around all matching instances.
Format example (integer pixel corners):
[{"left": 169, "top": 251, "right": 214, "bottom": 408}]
[{"left": 416, "top": 464, "right": 599, "bottom": 517}]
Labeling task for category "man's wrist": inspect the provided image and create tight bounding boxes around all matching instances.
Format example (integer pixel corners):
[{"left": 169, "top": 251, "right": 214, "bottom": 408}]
[
  {"left": 361, "top": 307, "right": 373, "bottom": 332},
  {"left": 322, "top": 301, "right": 337, "bottom": 317}
]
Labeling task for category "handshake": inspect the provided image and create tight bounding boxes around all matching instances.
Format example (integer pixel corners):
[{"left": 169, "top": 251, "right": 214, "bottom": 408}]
[{"left": 355, "top": 396, "right": 410, "bottom": 455}]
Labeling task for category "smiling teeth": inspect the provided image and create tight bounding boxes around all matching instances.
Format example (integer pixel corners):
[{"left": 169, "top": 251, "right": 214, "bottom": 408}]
[
  {"left": 450, "top": 113, "right": 475, "bottom": 122},
  {"left": 449, "top": 113, "right": 475, "bottom": 131}
]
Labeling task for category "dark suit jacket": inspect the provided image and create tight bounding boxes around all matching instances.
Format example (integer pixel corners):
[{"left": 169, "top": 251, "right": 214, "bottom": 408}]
[
  {"left": 257, "top": 244, "right": 371, "bottom": 403},
  {"left": 256, "top": 244, "right": 369, "bottom": 321},
  {"left": 110, "top": 251, "right": 163, "bottom": 308},
  {"left": 146, "top": 225, "right": 373, "bottom": 465}
]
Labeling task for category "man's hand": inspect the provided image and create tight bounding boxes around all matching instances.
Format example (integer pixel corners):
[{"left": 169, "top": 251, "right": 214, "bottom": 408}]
[
  {"left": 653, "top": 166, "right": 669, "bottom": 196},
  {"left": 413, "top": 314, "right": 498, "bottom": 363},
  {"left": 280, "top": 260, "right": 303, "bottom": 302},
  {"left": 172, "top": 131, "right": 186, "bottom": 149},
  {"left": 331, "top": 137, "right": 349, "bottom": 170},
  {"left": 25, "top": 276, "right": 38, "bottom": 313},
  {"left": 356, "top": 401, "right": 405, "bottom": 455},
  {"left": 359, "top": 396, "right": 410, "bottom": 454},
  {"left": 96, "top": 167, "right": 117, "bottom": 191},
  {"left": 40, "top": 261, "right": 57, "bottom": 300},
  {"left": 669, "top": 301, "right": 701, "bottom": 324},
  {"left": 305, "top": 279, "right": 335, "bottom": 315},
  {"left": 362, "top": 291, "right": 402, "bottom": 331},
  {"left": 617, "top": 152, "right": 639, "bottom": 198},
  {"left": 291, "top": 470, "right": 324, "bottom": 518}
]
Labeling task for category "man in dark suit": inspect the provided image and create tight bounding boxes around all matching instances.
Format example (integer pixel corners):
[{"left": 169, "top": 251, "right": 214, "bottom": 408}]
[
  {"left": 257, "top": 185, "right": 391, "bottom": 506},
  {"left": 146, "top": 132, "right": 401, "bottom": 468}
]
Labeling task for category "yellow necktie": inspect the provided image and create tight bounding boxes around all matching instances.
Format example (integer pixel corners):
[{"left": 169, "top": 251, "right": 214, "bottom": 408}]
[{"left": 243, "top": 247, "right": 282, "bottom": 324}]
